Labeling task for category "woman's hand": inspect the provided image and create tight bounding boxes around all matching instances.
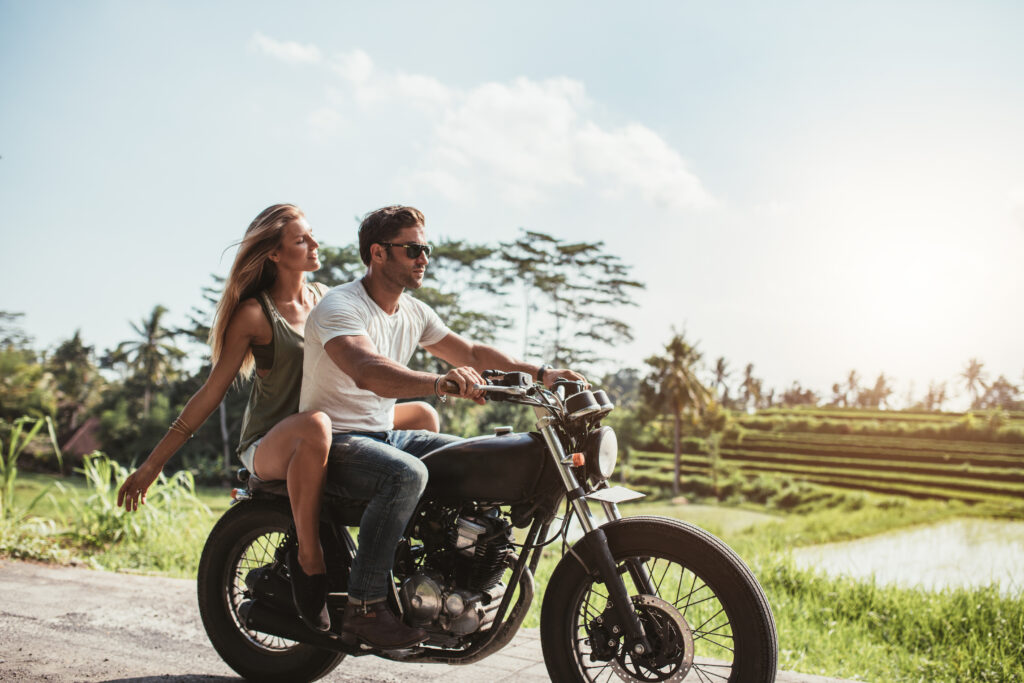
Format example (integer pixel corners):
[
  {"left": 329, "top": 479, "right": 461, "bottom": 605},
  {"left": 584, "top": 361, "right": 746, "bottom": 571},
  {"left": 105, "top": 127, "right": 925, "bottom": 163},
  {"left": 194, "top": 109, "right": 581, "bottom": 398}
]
[{"left": 117, "top": 462, "right": 161, "bottom": 513}]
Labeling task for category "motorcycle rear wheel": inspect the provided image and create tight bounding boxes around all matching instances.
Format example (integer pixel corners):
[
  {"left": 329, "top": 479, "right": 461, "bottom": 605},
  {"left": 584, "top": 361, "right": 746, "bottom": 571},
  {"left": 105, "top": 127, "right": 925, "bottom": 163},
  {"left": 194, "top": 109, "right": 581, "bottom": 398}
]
[
  {"left": 197, "top": 500, "right": 344, "bottom": 683},
  {"left": 540, "top": 516, "right": 777, "bottom": 682}
]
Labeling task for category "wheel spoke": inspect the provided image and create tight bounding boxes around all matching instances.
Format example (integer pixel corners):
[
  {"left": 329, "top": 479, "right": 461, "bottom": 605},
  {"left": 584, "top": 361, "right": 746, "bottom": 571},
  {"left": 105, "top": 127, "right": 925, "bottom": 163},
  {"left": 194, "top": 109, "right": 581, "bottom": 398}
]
[
  {"left": 571, "top": 553, "right": 739, "bottom": 682},
  {"left": 223, "top": 526, "right": 297, "bottom": 653}
]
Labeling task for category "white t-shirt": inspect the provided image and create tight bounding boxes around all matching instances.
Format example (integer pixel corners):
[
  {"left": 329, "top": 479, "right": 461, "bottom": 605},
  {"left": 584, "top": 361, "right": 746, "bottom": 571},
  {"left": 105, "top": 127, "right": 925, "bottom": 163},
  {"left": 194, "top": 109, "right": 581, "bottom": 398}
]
[{"left": 300, "top": 280, "right": 451, "bottom": 432}]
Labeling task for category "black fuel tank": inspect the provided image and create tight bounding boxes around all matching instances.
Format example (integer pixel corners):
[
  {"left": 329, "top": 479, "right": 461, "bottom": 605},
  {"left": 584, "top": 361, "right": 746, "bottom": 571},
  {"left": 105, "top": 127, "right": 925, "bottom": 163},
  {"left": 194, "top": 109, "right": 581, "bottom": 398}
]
[{"left": 421, "top": 432, "right": 552, "bottom": 504}]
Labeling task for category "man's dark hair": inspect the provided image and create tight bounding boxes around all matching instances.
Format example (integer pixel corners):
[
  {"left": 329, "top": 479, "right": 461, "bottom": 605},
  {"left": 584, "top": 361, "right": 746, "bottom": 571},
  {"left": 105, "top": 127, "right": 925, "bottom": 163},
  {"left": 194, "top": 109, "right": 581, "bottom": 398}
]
[{"left": 358, "top": 205, "right": 426, "bottom": 265}]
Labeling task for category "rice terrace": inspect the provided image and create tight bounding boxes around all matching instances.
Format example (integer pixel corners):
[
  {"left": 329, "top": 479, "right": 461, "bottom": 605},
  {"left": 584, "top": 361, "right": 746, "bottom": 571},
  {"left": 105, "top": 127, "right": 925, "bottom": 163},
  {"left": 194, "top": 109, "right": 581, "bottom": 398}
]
[{"left": 630, "top": 407, "right": 1024, "bottom": 506}]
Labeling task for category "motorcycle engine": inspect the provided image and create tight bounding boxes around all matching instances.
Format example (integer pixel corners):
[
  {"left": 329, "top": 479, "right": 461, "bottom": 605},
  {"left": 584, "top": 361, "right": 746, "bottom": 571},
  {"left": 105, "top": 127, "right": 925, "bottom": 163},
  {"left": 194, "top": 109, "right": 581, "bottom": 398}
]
[{"left": 400, "top": 508, "right": 515, "bottom": 636}]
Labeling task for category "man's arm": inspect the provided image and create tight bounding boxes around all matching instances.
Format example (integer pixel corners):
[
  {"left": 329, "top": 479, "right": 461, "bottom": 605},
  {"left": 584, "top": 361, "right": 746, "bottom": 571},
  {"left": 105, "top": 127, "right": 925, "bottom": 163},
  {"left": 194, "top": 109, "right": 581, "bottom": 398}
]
[
  {"left": 324, "top": 334, "right": 486, "bottom": 402},
  {"left": 424, "top": 332, "right": 587, "bottom": 387}
]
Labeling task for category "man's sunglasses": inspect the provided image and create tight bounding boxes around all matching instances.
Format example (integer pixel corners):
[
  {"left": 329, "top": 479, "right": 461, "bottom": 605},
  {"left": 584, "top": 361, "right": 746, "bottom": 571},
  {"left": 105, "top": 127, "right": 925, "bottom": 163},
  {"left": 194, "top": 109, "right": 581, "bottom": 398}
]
[{"left": 379, "top": 242, "right": 432, "bottom": 259}]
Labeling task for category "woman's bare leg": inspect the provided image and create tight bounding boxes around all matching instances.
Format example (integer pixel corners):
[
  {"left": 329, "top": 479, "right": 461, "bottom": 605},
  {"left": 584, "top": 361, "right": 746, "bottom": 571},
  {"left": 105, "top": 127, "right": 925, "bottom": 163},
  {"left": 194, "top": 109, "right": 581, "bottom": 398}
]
[
  {"left": 393, "top": 401, "right": 440, "bottom": 432},
  {"left": 251, "top": 410, "right": 332, "bottom": 575}
]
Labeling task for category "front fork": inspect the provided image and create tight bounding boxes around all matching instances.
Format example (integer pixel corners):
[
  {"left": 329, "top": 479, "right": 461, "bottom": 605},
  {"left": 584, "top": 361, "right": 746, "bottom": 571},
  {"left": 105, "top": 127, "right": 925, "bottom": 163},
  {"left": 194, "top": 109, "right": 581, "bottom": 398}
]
[{"left": 536, "top": 415, "right": 654, "bottom": 656}]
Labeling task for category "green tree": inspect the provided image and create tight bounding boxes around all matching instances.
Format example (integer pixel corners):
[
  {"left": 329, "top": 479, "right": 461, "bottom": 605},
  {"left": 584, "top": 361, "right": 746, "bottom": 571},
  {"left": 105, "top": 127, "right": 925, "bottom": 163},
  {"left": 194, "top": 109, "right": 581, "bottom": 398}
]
[
  {"left": 780, "top": 381, "right": 819, "bottom": 407},
  {"left": 0, "top": 347, "right": 56, "bottom": 423},
  {"left": 0, "top": 311, "right": 33, "bottom": 349},
  {"left": 920, "top": 381, "right": 948, "bottom": 411},
  {"left": 598, "top": 368, "right": 645, "bottom": 481},
  {"left": 499, "top": 229, "right": 643, "bottom": 368},
  {"left": 641, "top": 332, "right": 711, "bottom": 497},
  {"left": 740, "top": 363, "right": 762, "bottom": 413},
  {"left": 845, "top": 369, "right": 861, "bottom": 408},
  {"left": 315, "top": 243, "right": 364, "bottom": 287},
  {"left": 712, "top": 357, "right": 731, "bottom": 408},
  {"left": 47, "top": 330, "right": 104, "bottom": 440},
  {"left": 1, "top": 313, "right": 55, "bottom": 423},
  {"left": 858, "top": 373, "right": 894, "bottom": 409},
  {"left": 960, "top": 358, "right": 988, "bottom": 409},
  {"left": 977, "top": 375, "right": 1022, "bottom": 410},
  {"left": 104, "top": 305, "right": 186, "bottom": 417},
  {"left": 407, "top": 239, "right": 514, "bottom": 432}
]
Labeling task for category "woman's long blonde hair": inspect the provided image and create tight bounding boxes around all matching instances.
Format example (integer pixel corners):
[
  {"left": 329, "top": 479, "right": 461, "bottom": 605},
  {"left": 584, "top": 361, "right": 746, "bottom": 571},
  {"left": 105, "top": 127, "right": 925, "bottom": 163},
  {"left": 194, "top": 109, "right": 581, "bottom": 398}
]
[{"left": 209, "top": 204, "right": 304, "bottom": 379}]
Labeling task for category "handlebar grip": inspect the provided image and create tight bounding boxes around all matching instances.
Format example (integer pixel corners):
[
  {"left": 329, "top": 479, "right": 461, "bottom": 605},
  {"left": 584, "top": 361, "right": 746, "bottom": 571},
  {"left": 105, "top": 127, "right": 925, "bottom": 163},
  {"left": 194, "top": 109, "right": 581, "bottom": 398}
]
[{"left": 441, "top": 379, "right": 461, "bottom": 393}]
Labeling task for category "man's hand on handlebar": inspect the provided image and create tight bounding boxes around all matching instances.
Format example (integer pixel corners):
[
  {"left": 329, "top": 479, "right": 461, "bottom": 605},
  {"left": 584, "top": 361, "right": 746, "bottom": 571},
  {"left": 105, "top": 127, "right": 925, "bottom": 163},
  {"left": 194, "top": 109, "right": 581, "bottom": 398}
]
[
  {"left": 545, "top": 367, "right": 589, "bottom": 389},
  {"left": 440, "top": 367, "right": 487, "bottom": 404}
]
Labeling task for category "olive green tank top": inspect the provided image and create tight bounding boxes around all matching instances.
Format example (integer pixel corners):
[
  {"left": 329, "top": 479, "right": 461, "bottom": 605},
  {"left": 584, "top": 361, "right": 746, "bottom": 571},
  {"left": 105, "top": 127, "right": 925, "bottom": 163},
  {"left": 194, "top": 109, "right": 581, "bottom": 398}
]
[{"left": 237, "top": 284, "right": 321, "bottom": 455}]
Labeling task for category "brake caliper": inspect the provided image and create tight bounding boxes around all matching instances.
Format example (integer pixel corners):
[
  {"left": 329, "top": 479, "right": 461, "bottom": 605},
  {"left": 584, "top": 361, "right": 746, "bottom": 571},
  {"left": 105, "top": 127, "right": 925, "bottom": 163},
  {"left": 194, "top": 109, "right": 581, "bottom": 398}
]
[{"left": 587, "top": 607, "right": 622, "bottom": 662}]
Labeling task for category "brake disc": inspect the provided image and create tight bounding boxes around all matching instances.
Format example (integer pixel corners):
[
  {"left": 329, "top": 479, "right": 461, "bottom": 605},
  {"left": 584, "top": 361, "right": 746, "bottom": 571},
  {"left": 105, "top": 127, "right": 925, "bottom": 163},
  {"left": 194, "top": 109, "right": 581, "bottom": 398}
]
[{"left": 609, "top": 594, "right": 694, "bottom": 682}]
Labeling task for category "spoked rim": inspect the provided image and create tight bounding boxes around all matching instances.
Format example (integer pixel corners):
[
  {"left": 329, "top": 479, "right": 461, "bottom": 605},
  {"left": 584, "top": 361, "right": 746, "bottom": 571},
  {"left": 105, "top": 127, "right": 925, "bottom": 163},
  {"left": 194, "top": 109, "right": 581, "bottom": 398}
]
[
  {"left": 226, "top": 527, "right": 298, "bottom": 653},
  {"left": 572, "top": 554, "right": 736, "bottom": 682}
]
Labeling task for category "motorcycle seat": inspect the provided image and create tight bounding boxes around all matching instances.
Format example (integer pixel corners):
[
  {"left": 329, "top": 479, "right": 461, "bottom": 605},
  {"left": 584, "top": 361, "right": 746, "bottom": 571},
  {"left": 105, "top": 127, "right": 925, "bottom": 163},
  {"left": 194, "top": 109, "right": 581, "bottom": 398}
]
[
  {"left": 237, "top": 468, "right": 368, "bottom": 525},
  {"left": 238, "top": 468, "right": 289, "bottom": 497}
]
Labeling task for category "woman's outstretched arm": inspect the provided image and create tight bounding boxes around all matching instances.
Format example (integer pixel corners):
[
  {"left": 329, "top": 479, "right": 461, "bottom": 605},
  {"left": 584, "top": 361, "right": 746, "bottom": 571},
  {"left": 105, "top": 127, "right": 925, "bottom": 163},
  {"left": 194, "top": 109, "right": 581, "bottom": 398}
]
[{"left": 117, "top": 302, "right": 266, "bottom": 511}]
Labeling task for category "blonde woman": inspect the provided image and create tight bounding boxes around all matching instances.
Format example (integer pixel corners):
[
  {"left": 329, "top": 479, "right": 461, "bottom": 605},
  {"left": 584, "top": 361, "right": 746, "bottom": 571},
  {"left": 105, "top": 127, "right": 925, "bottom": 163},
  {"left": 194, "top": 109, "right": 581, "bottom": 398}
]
[{"left": 117, "top": 204, "right": 437, "bottom": 632}]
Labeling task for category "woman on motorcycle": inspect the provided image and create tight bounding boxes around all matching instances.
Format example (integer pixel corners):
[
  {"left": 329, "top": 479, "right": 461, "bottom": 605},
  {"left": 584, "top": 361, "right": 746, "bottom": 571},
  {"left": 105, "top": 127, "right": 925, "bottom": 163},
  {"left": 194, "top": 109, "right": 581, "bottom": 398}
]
[{"left": 117, "top": 204, "right": 437, "bottom": 631}]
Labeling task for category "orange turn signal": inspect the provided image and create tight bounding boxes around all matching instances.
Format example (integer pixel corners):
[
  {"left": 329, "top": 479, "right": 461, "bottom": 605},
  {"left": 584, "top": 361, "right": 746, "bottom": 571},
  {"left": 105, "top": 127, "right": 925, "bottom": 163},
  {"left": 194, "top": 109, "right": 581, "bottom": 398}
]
[{"left": 572, "top": 452, "right": 586, "bottom": 467}]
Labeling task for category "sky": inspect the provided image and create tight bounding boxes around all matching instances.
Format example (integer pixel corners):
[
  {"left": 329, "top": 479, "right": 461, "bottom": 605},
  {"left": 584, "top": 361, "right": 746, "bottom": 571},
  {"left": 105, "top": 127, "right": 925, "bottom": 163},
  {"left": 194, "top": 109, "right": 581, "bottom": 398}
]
[{"left": 1, "top": 0, "right": 1022, "bottom": 407}]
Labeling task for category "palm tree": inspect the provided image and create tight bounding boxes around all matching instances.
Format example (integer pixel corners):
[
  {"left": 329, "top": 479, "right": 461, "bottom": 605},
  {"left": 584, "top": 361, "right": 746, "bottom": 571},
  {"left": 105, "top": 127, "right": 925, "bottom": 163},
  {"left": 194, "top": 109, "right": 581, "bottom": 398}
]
[
  {"left": 960, "top": 358, "right": 988, "bottom": 409},
  {"left": 48, "top": 330, "right": 102, "bottom": 436},
  {"left": 845, "top": 370, "right": 860, "bottom": 408},
  {"left": 869, "top": 373, "right": 894, "bottom": 409},
  {"left": 740, "top": 363, "right": 761, "bottom": 412},
  {"left": 107, "top": 305, "right": 185, "bottom": 416},
  {"left": 712, "top": 356, "right": 731, "bottom": 407},
  {"left": 641, "top": 332, "right": 712, "bottom": 496}
]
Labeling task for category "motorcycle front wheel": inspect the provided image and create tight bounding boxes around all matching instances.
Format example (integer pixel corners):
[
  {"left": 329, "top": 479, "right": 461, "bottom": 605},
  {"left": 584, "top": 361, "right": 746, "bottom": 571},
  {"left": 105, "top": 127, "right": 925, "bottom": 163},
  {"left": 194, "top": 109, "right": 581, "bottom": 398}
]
[
  {"left": 196, "top": 500, "right": 344, "bottom": 683},
  {"left": 540, "top": 515, "right": 777, "bottom": 682}
]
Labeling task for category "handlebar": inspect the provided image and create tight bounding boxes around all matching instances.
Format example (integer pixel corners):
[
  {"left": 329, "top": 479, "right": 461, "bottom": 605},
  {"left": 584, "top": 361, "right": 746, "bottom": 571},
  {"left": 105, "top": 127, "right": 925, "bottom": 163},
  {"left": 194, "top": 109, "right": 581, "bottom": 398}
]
[{"left": 439, "top": 379, "right": 529, "bottom": 398}]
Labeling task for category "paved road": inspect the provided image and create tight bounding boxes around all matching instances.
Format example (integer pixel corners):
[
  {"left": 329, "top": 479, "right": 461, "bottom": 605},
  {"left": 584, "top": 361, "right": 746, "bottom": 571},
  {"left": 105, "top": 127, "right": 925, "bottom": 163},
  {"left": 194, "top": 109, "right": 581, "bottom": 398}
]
[{"left": 0, "top": 559, "right": 861, "bottom": 682}]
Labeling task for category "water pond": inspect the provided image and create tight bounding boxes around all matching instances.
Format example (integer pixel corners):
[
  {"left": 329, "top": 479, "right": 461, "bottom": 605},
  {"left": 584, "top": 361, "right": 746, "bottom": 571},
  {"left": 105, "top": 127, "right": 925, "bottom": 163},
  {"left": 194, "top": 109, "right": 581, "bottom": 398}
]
[{"left": 792, "top": 518, "right": 1024, "bottom": 595}]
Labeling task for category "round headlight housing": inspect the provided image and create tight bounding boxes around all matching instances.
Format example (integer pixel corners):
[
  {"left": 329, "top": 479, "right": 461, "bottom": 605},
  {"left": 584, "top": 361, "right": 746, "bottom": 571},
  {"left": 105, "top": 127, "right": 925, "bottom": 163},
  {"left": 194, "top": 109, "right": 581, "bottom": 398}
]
[{"left": 585, "top": 426, "right": 618, "bottom": 482}]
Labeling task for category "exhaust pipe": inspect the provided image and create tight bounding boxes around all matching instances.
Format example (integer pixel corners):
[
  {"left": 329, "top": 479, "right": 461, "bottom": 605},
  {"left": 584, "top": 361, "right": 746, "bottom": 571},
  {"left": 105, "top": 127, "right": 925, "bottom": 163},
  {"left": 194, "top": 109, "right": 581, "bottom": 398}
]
[{"left": 238, "top": 600, "right": 323, "bottom": 643}]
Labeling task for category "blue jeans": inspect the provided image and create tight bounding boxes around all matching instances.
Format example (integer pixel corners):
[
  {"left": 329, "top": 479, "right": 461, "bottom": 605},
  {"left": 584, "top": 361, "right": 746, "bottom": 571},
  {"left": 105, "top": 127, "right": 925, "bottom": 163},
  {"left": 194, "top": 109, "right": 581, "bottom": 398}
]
[{"left": 326, "top": 430, "right": 461, "bottom": 601}]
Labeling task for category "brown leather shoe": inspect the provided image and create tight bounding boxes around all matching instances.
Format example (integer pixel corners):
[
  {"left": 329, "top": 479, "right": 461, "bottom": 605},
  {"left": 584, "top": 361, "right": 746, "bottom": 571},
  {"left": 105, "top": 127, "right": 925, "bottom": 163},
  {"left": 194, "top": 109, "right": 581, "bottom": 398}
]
[{"left": 342, "top": 600, "right": 427, "bottom": 649}]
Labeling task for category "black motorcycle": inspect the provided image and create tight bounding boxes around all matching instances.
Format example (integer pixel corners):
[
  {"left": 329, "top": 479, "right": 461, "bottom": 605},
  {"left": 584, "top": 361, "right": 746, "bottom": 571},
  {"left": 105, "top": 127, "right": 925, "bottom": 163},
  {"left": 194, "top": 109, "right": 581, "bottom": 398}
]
[{"left": 197, "top": 371, "right": 778, "bottom": 682}]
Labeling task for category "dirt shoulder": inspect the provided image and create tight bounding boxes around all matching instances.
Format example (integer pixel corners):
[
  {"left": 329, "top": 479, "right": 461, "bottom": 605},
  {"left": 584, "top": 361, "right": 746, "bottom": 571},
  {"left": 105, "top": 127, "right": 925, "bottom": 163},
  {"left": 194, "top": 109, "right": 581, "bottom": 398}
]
[{"left": 0, "top": 559, "right": 860, "bottom": 682}]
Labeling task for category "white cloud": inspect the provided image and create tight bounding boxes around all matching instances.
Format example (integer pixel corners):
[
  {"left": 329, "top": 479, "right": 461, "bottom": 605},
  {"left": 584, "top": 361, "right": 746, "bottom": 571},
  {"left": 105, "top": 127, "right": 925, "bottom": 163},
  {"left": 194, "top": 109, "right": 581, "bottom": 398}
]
[
  {"left": 250, "top": 32, "right": 322, "bottom": 64},
  {"left": 256, "top": 38, "right": 714, "bottom": 210},
  {"left": 576, "top": 122, "right": 715, "bottom": 209},
  {"left": 331, "top": 49, "right": 373, "bottom": 85}
]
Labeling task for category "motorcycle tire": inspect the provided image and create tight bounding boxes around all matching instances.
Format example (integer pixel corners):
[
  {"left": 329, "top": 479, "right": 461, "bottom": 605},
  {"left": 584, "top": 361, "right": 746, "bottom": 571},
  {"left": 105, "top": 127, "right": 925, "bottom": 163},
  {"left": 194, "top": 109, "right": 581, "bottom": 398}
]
[
  {"left": 540, "top": 515, "right": 777, "bottom": 682},
  {"left": 197, "top": 500, "right": 344, "bottom": 683}
]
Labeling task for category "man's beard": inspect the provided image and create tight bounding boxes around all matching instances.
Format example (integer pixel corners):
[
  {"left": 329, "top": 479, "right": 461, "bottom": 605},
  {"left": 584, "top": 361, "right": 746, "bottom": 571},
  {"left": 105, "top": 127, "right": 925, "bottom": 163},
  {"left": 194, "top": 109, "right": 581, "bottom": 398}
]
[{"left": 384, "top": 258, "right": 424, "bottom": 290}]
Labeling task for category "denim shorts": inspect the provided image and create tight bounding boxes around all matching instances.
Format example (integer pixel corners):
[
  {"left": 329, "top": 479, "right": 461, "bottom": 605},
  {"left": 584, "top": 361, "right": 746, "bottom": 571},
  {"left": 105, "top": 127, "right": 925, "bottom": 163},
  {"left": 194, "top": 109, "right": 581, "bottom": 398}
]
[{"left": 238, "top": 438, "right": 262, "bottom": 474}]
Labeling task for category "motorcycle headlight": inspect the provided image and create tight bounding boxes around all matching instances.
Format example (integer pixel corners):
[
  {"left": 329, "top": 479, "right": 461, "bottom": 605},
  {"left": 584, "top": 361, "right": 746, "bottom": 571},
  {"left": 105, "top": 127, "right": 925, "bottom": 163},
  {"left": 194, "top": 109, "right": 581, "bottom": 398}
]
[{"left": 585, "top": 426, "right": 618, "bottom": 482}]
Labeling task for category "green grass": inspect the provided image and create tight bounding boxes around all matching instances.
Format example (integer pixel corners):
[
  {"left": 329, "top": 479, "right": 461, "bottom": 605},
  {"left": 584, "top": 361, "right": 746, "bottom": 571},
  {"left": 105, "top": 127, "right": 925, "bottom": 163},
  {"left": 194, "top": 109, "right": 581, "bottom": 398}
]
[
  {"left": 3, "top": 467, "right": 228, "bottom": 576},
  {"left": 11, "top": 471, "right": 234, "bottom": 520},
  {"left": 4, "top": 472, "right": 1023, "bottom": 681}
]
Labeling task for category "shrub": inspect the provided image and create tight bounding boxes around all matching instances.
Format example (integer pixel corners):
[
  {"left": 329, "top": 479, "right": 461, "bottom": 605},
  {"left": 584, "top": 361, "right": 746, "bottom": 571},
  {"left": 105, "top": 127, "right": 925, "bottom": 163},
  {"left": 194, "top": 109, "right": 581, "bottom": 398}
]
[{"left": 56, "top": 452, "right": 210, "bottom": 547}]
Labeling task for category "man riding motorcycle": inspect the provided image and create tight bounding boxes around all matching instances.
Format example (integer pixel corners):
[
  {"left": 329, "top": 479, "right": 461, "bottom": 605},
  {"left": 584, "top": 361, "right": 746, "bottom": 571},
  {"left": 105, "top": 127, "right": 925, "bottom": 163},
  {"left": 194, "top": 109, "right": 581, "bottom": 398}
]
[{"left": 298, "top": 204, "right": 585, "bottom": 647}]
